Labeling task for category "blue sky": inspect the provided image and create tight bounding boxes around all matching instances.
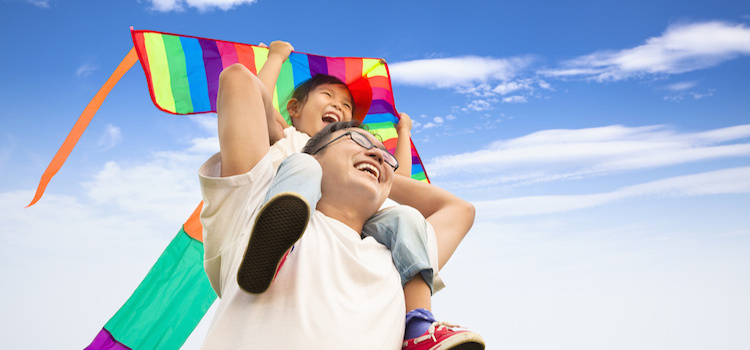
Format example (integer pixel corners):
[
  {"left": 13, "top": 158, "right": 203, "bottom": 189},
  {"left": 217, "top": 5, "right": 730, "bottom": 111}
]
[{"left": 1, "top": 0, "right": 749, "bottom": 349}]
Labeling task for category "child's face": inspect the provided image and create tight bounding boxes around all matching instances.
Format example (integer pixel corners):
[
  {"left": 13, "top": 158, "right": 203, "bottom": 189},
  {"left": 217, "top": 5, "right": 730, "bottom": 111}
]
[{"left": 289, "top": 83, "right": 354, "bottom": 136}]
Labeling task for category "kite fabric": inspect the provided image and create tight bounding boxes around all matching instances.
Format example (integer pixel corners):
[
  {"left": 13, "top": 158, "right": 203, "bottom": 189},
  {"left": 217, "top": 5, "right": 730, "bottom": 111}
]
[
  {"left": 85, "top": 204, "right": 215, "bottom": 350},
  {"left": 130, "top": 28, "right": 429, "bottom": 182},
  {"left": 19, "top": 28, "right": 432, "bottom": 349}
]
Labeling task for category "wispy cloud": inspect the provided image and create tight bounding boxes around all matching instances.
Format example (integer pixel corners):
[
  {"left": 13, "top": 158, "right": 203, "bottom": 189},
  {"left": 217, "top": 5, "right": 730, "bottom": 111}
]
[
  {"left": 474, "top": 166, "right": 750, "bottom": 218},
  {"left": 96, "top": 124, "right": 122, "bottom": 150},
  {"left": 539, "top": 21, "right": 750, "bottom": 81},
  {"left": 146, "top": 0, "right": 257, "bottom": 12},
  {"left": 427, "top": 124, "right": 750, "bottom": 187},
  {"left": 25, "top": 0, "right": 52, "bottom": 8},
  {"left": 390, "top": 56, "right": 543, "bottom": 111},
  {"left": 76, "top": 62, "right": 97, "bottom": 78},
  {"left": 389, "top": 56, "right": 534, "bottom": 88}
]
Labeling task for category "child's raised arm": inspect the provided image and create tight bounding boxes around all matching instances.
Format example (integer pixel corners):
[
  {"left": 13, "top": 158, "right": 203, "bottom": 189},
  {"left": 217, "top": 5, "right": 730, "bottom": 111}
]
[
  {"left": 256, "top": 40, "right": 294, "bottom": 144},
  {"left": 394, "top": 112, "right": 413, "bottom": 177},
  {"left": 389, "top": 175, "right": 475, "bottom": 269}
]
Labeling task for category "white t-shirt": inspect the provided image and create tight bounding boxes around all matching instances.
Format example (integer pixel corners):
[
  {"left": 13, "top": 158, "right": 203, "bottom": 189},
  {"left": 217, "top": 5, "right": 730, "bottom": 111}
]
[
  {"left": 269, "top": 127, "right": 445, "bottom": 290},
  {"left": 199, "top": 152, "right": 405, "bottom": 349}
]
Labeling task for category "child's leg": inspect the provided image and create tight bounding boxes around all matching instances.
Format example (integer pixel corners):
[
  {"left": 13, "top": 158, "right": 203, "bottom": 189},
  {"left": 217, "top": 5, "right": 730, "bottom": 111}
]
[
  {"left": 237, "top": 153, "right": 322, "bottom": 294},
  {"left": 362, "top": 205, "right": 434, "bottom": 295},
  {"left": 363, "top": 205, "right": 486, "bottom": 349}
]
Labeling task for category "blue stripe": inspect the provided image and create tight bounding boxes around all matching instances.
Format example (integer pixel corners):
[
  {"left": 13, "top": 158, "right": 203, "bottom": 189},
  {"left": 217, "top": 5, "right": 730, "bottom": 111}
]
[
  {"left": 290, "top": 52, "right": 312, "bottom": 88},
  {"left": 412, "top": 164, "right": 424, "bottom": 175},
  {"left": 362, "top": 112, "right": 398, "bottom": 125},
  {"left": 181, "top": 37, "right": 211, "bottom": 113}
]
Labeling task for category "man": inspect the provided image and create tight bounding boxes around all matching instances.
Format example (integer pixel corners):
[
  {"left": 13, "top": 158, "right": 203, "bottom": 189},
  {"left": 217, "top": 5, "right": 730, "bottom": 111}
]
[{"left": 198, "top": 65, "right": 477, "bottom": 349}]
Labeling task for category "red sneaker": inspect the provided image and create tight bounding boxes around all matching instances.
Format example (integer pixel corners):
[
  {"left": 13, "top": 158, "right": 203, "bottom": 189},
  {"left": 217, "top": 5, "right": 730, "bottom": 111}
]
[
  {"left": 237, "top": 193, "right": 309, "bottom": 294},
  {"left": 403, "top": 321, "right": 485, "bottom": 350}
]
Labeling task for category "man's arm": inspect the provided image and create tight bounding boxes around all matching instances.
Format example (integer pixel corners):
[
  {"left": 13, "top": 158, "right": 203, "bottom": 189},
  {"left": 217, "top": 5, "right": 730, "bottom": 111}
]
[
  {"left": 389, "top": 176, "right": 475, "bottom": 269},
  {"left": 216, "top": 64, "right": 275, "bottom": 177}
]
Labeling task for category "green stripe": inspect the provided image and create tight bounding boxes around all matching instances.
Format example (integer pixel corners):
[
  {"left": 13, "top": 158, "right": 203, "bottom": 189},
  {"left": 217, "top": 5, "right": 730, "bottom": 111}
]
[
  {"left": 276, "top": 59, "right": 295, "bottom": 125},
  {"left": 412, "top": 172, "right": 427, "bottom": 182},
  {"left": 162, "top": 35, "right": 193, "bottom": 114},
  {"left": 105, "top": 229, "right": 216, "bottom": 350}
]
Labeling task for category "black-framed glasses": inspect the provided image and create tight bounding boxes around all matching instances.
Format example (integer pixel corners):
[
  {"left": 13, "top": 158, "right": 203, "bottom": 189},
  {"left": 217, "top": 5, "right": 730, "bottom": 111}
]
[{"left": 312, "top": 131, "right": 399, "bottom": 170}]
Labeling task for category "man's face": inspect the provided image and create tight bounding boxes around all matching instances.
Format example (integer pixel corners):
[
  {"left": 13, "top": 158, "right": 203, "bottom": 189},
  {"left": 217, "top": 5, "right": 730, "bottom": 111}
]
[
  {"left": 313, "top": 128, "right": 394, "bottom": 210},
  {"left": 289, "top": 84, "right": 354, "bottom": 137}
]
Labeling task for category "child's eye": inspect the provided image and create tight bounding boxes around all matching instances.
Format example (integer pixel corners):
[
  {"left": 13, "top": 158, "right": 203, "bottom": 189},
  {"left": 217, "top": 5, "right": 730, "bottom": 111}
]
[
  {"left": 322, "top": 91, "right": 332, "bottom": 97},
  {"left": 343, "top": 103, "right": 352, "bottom": 110}
]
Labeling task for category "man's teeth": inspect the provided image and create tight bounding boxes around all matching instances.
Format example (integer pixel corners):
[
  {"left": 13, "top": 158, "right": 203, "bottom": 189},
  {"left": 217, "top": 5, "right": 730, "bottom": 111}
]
[{"left": 355, "top": 163, "right": 380, "bottom": 179}]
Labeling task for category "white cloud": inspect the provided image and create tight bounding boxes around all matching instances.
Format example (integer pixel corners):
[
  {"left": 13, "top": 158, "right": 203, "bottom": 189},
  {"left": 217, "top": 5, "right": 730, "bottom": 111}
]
[
  {"left": 540, "top": 21, "right": 750, "bottom": 81},
  {"left": 389, "top": 56, "right": 533, "bottom": 88},
  {"left": 76, "top": 62, "right": 97, "bottom": 78},
  {"left": 96, "top": 124, "right": 122, "bottom": 150},
  {"left": 25, "top": 0, "right": 51, "bottom": 8},
  {"left": 147, "top": 0, "right": 257, "bottom": 12},
  {"left": 502, "top": 95, "right": 527, "bottom": 103},
  {"left": 474, "top": 166, "right": 750, "bottom": 218},
  {"left": 667, "top": 81, "right": 698, "bottom": 91},
  {"left": 427, "top": 124, "right": 750, "bottom": 185}
]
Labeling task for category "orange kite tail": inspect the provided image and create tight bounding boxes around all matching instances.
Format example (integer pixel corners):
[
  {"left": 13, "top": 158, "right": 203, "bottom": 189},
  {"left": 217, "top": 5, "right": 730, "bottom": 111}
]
[{"left": 27, "top": 47, "right": 138, "bottom": 207}]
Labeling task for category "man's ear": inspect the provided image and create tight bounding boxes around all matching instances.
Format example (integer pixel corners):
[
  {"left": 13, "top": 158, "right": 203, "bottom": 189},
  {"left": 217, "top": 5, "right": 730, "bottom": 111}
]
[{"left": 287, "top": 98, "right": 301, "bottom": 118}]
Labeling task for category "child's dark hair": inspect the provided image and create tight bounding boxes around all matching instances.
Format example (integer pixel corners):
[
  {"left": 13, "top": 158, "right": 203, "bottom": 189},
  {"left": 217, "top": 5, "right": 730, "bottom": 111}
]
[
  {"left": 291, "top": 74, "right": 354, "bottom": 114},
  {"left": 302, "top": 121, "right": 365, "bottom": 155}
]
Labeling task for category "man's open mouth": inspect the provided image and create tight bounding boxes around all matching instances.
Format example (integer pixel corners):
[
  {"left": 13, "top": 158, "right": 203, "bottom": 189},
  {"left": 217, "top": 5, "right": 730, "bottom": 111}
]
[{"left": 355, "top": 162, "right": 380, "bottom": 181}]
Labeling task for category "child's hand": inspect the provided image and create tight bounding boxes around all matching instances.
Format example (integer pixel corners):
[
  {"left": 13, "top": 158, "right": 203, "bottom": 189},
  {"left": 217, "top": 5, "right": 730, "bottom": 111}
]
[
  {"left": 396, "top": 112, "right": 412, "bottom": 133},
  {"left": 267, "top": 41, "right": 294, "bottom": 62}
]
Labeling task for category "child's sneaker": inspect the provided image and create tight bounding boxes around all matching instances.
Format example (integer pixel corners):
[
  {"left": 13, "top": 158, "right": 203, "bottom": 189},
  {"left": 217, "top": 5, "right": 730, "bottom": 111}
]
[
  {"left": 237, "top": 192, "right": 310, "bottom": 294},
  {"left": 402, "top": 321, "right": 485, "bottom": 350}
]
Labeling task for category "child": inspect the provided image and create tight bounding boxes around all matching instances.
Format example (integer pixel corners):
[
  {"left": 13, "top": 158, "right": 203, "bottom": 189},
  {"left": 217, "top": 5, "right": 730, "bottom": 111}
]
[{"left": 228, "top": 41, "right": 484, "bottom": 349}]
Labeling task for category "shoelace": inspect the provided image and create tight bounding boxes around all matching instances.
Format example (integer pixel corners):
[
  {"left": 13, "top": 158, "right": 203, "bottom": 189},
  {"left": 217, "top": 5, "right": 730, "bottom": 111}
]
[{"left": 410, "top": 321, "right": 463, "bottom": 344}]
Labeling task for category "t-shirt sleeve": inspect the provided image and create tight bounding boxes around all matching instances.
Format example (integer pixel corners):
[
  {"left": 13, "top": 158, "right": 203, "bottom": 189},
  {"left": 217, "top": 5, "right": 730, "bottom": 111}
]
[
  {"left": 270, "top": 127, "right": 312, "bottom": 170},
  {"left": 198, "top": 152, "right": 274, "bottom": 296}
]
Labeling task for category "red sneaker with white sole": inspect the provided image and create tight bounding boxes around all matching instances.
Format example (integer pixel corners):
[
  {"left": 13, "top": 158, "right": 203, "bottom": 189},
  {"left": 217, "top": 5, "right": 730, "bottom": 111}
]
[{"left": 403, "top": 321, "right": 485, "bottom": 350}]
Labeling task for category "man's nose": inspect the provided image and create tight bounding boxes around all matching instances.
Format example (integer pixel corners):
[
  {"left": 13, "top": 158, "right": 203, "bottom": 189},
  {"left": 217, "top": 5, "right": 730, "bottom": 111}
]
[{"left": 365, "top": 148, "right": 384, "bottom": 164}]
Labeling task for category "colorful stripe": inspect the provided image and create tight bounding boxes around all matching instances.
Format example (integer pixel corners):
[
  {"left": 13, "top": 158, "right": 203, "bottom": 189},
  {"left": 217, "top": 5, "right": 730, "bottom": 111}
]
[{"left": 131, "top": 29, "right": 428, "bottom": 183}]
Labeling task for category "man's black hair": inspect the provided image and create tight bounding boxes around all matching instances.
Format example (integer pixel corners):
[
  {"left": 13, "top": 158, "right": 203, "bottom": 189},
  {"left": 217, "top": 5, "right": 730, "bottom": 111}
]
[{"left": 302, "top": 121, "right": 364, "bottom": 155}]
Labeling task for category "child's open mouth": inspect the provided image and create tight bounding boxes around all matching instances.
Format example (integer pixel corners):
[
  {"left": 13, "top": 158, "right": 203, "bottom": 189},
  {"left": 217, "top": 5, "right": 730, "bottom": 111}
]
[{"left": 322, "top": 112, "right": 339, "bottom": 124}]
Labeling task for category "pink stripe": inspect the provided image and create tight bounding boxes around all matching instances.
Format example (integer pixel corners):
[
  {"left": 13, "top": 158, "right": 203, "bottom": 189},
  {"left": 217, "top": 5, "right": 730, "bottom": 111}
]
[
  {"left": 326, "top": 57, "right": 346, "bottom": 82},
  {"left": 217, "top": 41, "right": 239, "bottom": 68},
  {"left": 372, "top": 87, "right": 394, "bottom": 105}
]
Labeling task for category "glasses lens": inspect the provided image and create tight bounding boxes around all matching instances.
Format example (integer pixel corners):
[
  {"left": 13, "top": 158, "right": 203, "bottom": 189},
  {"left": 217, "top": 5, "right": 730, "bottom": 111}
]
[{"left": 351, "top": 131, "right": 399, "bottom": 170}]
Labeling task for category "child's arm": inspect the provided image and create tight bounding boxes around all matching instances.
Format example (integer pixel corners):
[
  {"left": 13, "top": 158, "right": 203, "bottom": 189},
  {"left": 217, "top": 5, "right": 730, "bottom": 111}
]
[
  {"left": 394, "top": 112, "right": 413, "bottom": 177},
  {"left": 389, "top": 175, "right": 475, "bottom": 269},
  {"left": 256, "top": 41, "right": 294, "bottom": 144}
]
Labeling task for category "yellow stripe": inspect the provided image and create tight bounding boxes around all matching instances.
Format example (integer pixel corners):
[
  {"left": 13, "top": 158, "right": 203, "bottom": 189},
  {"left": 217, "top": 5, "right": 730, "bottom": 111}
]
[
  {"left": 144, "top": 33, "right": 176, "bottom": 113},
  {"left": 253, "top": 46, "right": 269, "bottom": 72},
  {"left": 365, "top": 59, "right": 388, "bottom": 78}
]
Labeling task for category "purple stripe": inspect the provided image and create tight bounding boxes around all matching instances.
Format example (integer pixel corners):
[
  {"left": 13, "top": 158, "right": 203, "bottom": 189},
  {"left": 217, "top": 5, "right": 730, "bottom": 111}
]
[
  {"left": 368, "top": 99, "right": 396, "bottom": 115},
  {"left": 85, "top": 328, "right": 132, "bottom": 350},
  {"left": 308, "top": 55, "right": 328, "bottom": 76},
  {"left": 199, "top": 39, "right": 222, "bottom": 112}
]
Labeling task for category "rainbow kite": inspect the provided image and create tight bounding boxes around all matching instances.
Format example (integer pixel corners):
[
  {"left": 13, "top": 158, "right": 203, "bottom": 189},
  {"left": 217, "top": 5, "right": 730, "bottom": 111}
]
[{"left": 27, "top": 28, "right": 430, "bottom": 349}]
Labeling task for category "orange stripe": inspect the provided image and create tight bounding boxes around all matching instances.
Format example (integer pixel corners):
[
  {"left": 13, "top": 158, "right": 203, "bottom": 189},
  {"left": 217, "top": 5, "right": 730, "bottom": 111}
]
[
  {"left": 183, "top": 202, "right": 204, "bottom": 242},
  {"left": 27, "top": 47, "right": 138, "bottom": 207},
  {"left": 235, "top": 43, "right": 256, "bottom": 74}
]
